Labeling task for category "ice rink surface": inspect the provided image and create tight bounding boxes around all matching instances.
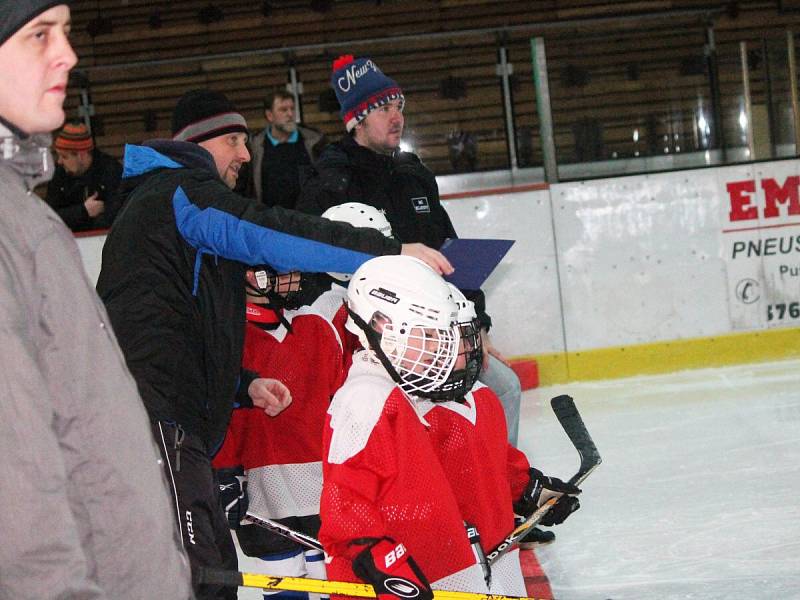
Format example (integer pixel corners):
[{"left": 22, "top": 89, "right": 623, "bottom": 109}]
[
  {"left": 236, "top": 359, "right": 800, "bottom": 600},
  {"left": 519, "top": 359, "right": 800, "bottom": 600}
]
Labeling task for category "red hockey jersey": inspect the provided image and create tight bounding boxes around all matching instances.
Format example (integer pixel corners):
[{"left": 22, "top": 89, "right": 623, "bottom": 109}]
[
  {"left": 213, "top": 287, "right": 353, "bottom": 519},
  {"left": 320, "top": 352, "right": 487, "bottom": 592},
  {"left": 418, "top": 383, "right": 532, "bottom": 595}
]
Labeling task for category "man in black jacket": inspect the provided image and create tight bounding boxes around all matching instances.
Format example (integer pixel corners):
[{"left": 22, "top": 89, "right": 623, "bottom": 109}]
[
  {"left": 97, "top": 89, "right": 451, "bottom": 600},
  {"left": 297, "top": 56, "right": 454, "bottom": 250},
  {"left": 45, "top": 121, "right": 122, "bottom": 231},
  {"left": 296, "top": 55, "right": 524, "bottom": 453}
]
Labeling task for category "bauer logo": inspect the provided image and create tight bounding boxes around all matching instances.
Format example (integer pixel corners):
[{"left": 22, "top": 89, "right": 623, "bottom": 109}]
[
  {"left": 369, "top": 287, "right": 400, "bottom": 304},
  {"left": 383, "top": 578, "right": 421, "bottom": 599}
]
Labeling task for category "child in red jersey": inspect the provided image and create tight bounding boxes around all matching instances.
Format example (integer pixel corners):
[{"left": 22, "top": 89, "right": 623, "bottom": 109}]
[
  {"left": 416, "top": 285, "right": 581, "bottom": 596},
  {"left": 320, "top": 256, "right": 488, "bottom": 600},
  {"left": 214, "top": 203, "right": 394, "bottom": 600},
  {"left": 213, "top": 265, "right": 337, "bottom": 599}
]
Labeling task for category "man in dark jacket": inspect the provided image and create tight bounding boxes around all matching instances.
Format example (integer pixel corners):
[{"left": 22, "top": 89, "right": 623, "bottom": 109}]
[
  {"left": 296, "top": 56, "right": 454, "bottom": 250},
  {"left": 245, "top": 89, "right": 326, "bottom": 208},
  {"left": 97, "top": 88, "right": 451, "bottom": 600},
  {"left": 296, "top": 55, "right": 523, "bottom": 452},
  {"left": 45, "top": 121, "right": 122, "bottom": 231}
]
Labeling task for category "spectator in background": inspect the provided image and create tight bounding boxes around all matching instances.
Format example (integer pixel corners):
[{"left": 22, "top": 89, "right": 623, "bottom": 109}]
[
  {"left": 296, "top": 54, "right": 524, "bottom": 450},
  {"left": 245, "top": 89, "right": 326, "bottom": 208},
  {"left": 45, "top": 121, "right": 122, "bottom": 231},
  {"left": 0, "top": 2, "right": 192, "bottom": 598}
]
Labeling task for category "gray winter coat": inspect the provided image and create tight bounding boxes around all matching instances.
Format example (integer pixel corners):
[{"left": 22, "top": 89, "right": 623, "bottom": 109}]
[{"left": 0, "top": 123, "right": 193, "bottom": 599}]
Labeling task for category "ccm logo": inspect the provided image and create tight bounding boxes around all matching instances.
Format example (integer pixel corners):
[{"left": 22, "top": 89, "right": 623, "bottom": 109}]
[{"left": 185, "top": 510, "right": 196, "bottom": 545}]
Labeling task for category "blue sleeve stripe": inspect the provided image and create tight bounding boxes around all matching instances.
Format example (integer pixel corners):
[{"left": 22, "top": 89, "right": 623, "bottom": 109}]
[
  {"left": 122, "top": 144, "right": 182, "bottom": 179},
  {"left": 172, "top": 187, "right": 377, "bottom": 274},
  {"left": 192, "top": 251, "right": 203, "bottom": 296}
]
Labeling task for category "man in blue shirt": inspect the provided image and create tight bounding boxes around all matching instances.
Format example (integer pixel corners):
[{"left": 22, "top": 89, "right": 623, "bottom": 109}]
[{"left": 247, "top": 89, "right": 326, "bottom": 208}]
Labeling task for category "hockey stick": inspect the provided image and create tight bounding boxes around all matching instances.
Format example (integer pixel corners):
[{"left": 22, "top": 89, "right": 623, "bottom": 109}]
[
  {"left": 243, "top": 511, "right": 324, "bottom": 552},
  {"left": 487, "top": 394, "right": 601, "bottom": 565},
  {"left": 199, "top": 568, "right": 549, "bottom": 600}
]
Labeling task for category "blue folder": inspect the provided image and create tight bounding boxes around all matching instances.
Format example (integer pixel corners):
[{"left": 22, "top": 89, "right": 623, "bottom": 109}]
[{"left": 440, "top": 238, "right": 515, "bottom": 290}]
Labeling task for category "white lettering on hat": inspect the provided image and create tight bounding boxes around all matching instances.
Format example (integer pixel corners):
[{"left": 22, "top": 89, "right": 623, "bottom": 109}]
[{"left": 337, "top": 59, "right": 379, "bottom": 93}]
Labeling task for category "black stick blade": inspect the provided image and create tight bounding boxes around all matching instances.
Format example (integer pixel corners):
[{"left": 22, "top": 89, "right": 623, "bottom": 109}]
[{"left": 551, "top": 394, "right": 602, "bottom": 485}]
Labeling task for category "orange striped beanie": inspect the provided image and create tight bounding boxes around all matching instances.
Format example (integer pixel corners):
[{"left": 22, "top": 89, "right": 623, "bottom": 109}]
[{"left": 54, "top": 122, "right": 94, "bottom": 152}]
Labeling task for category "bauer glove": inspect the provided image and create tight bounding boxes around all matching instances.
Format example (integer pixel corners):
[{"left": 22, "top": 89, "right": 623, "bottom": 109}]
[
  {"left": 353, "top": 538, "right": 433, "bottom": 600},
  {"left": 513, "top": 467, "right": 581, "bottom": 526},
  {"left": 216, "top": 467, "right": 248, "bottom": 529}
]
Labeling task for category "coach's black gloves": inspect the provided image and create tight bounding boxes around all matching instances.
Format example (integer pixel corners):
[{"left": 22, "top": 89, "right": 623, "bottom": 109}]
[
  {"left": 217, "top": 467, "right": 248, "bottom": 529},
  {"left": 514, "top": 467, "right": 581, "bottom": 526},
  {"left": 353, "top": 538, "right": 433, "bottom": 600}
]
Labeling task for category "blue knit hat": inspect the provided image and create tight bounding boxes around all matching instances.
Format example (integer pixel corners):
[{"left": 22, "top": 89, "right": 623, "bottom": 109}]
[{"left": 331, "top": 55, "right": 404, "bottom": 132}]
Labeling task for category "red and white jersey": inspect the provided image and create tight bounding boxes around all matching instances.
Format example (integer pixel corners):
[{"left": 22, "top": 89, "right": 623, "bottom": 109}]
[
  {"left": 417, "top": 383, "right": 531, "bottom": 596},
  {"left": 213, "top": 287, "right": 353, "bottom": 519},
  {"left": 320, "top": 352, "right": 487, "bottom": 592},
  {"left": 322, "top": 284, "right": 361, "bottom": 379}
]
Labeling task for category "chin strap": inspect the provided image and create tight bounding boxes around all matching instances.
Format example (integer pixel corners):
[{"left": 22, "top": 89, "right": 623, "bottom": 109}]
[
  {"left": 345, "top": 304, "right": 405, "bottom": 389},
  {"left": 245, "top": 280, "right": 293, "bottom": 333},
  {"left": 245, "top": 303, "right": 283, "bottom": 329}
]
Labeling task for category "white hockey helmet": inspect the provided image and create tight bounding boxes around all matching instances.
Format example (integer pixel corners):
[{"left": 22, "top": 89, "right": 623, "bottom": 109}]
[
  {"left": 447, "top": 283, "right": 477, "bottom": 322},
  {"left": 321, "top": 203, "right": 393, "bottom": 282},
  {"left": 346, "top": 255, "right": 461, "bottom": 398}
]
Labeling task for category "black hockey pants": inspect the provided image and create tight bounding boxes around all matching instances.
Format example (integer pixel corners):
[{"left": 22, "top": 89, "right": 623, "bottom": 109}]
[{"left": 153, "top": 421, "right": 239, "bottom": 600}]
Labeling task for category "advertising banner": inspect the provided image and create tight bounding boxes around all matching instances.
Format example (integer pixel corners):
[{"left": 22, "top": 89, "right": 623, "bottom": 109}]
[{"left": 722, "top": 162, "right": 800, "bottom": 330}]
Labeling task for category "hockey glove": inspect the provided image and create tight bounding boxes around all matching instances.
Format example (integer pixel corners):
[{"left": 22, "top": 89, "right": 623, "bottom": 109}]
[
  {"left": 217, "top": 467, "right": 248, "bottom": 529},
  {"left": 352, "top": 538, "right": 433, "bottom": 600},
  {"left": 513, "top": 467, "right": 581, "bottom": 527}
]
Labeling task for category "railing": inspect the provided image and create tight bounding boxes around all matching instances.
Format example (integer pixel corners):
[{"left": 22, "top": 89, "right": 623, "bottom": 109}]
[{"left": 64, "top": 3, "right": 800, "bottom": 183}]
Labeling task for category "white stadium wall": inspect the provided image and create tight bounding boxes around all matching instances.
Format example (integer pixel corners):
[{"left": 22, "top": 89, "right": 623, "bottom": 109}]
[
  {"left": 441, "top": 185, "right": 564, "bottom": 359},
  {"left": 77, "top": 158, "right": 800, "bottom": 384},
  {"left": 444, "top": 158, "right": 800, "bottom": 382}
]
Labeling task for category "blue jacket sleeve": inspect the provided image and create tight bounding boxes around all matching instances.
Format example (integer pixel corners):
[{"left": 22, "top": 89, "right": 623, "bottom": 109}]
[{"left": 172, "top": 176, "right": 401, "bottom": 274}]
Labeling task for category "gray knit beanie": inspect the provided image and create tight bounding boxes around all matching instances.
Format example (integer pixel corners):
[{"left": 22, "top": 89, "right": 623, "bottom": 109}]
[
  {"left": 0, "top": 1, "right": 67, "bottom": 46},
  {"left": 172, "top": 89, "right": 248, "bottom": 143}
]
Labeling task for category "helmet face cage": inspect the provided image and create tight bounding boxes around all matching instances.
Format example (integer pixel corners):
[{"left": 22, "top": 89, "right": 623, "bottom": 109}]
[
  {"left": 424, "top": 317, "right": 483, "bottom": 402},
  {"left": 421, "top": 284, "right": 483, "bottom": 402},
  {"left": 345, "top": 255, "right": 463, "bottom": 398},
  {"left": 377, "top": 317, "right": 460, "bottom": 398},
  {"left": 247, "top": 266, "right": 304, "bottom": 311},
  {"left": 459, "top": 317, "right": 484, "bottom": 388}
]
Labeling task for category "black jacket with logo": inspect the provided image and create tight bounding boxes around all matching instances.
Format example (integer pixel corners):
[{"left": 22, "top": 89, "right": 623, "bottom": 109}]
[
  {"left": 297, "top": 135, "right": 490, "bottom": 329},
  {"left": 296, "top": 135, "right": 456, "bottom": 248}
]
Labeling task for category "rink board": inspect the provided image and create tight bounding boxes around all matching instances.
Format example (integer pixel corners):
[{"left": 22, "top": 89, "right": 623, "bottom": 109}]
[
  {"left": 76, "top": 158, "right": 800, "bottom": 383},
  {"left": 443, "top": 158, "right": 800, "bottom": 382}
]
